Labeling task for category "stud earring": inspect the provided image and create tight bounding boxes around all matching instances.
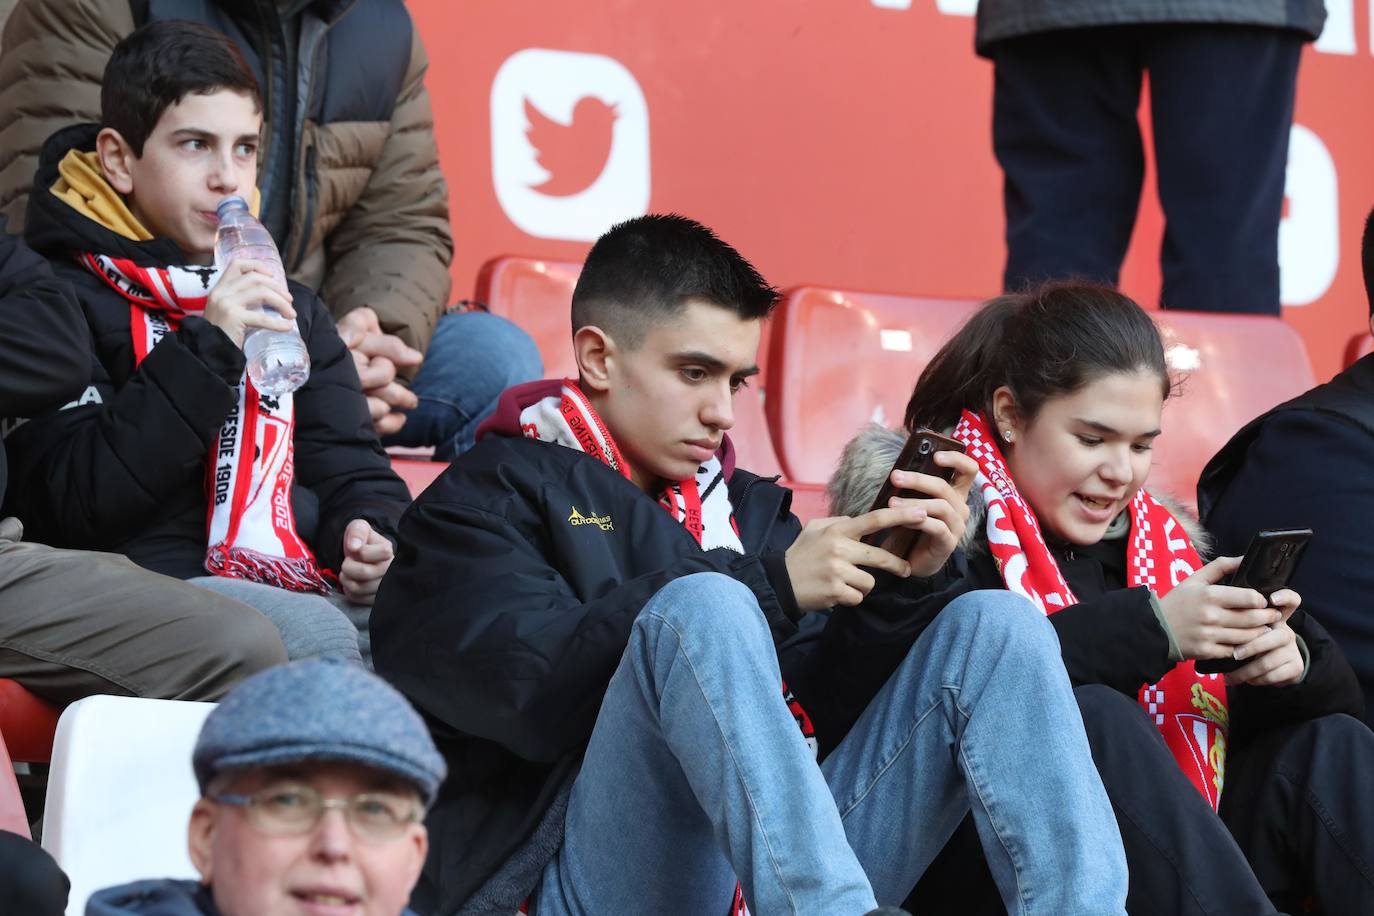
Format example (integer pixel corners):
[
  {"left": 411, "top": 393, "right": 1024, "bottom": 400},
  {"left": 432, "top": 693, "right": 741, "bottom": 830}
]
[{"left": 1002, "top": 429, "right": 1014, "bottom": 443}]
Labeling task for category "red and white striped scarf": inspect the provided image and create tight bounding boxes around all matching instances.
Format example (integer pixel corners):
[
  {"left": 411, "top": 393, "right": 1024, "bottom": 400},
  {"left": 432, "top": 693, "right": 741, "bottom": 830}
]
[
  {"left": 519, "top": 382, "right": 813, "bottom": 915},
  {"left": 518, "top": 381, "right": 746, "bottom": 553},
  {"left": 80, "top": 252, "right": 333, "bottom": 593},
  {"left": 953, "top": 410, "right": 1229, "bottom": 808}
]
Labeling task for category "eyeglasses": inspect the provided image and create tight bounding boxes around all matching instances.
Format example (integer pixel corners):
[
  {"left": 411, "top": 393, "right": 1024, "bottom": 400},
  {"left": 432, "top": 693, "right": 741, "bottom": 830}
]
[{"left": 212, "top": 784, "right": 420, "bottom": 841}]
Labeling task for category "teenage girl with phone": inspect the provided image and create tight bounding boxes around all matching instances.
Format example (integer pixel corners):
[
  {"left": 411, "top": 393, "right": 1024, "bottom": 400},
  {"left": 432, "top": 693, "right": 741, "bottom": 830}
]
[{"left": 820, "top": 283, "right": 1373, "bottom": 915}]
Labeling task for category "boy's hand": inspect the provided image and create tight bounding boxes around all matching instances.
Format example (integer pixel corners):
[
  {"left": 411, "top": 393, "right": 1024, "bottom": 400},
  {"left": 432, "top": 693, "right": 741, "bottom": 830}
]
[
  {"left": 783, "top": 507, "right": 920, "bottom": 612},
  {"left": 205, "top": 260, "right": 296, "bottom": 347},
  {"left": 339, "top": 518, "right": 394, "bottom": 606},
  {"left": 336, "top": 307, "right": 422, "bottom": 436}
]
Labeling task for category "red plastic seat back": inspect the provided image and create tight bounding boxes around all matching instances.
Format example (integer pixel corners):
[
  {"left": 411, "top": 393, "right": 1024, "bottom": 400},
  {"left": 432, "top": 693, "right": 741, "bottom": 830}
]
[
  {"left": 391, "top": 458, "right": 448, "bottom": 499},
  {"left": 1345, "top": 332, "right": 1373, "bottom": 368},
  {"left": 1150, "top": 312, "right": 1316, "bottom": 510},
  {"left": 476, "top": 257, "right": 582, "bottom": 380},
  {"left": 0, "top": 678, "right": 59, "bottom": 764},
  {"left": 766, "top": 287, "right": 979, "bottom": 482},
  {"left": 0, "top": 730, "right": 29, "bottom": 838}
]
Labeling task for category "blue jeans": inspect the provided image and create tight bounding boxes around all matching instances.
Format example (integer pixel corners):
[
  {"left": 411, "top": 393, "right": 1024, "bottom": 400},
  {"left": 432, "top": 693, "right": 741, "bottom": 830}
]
[
  {"left": 531, "top": 573, "right": 1128, "bottom": 916},
  {"left": 385, "top": 310, "right": 543, "bottom": 459}
]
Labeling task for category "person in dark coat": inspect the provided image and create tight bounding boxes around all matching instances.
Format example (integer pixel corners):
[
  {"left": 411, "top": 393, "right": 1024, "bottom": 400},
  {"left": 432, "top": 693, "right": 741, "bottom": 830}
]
[
  {"left": 371, "top": 214, "right": 1132, "bottom": 916},
  {"left": 977, "top": 0, "right": 1326, "bottom": 313},
  {"left": 1199, "top": 206, "right": 1374, "bottom": 727},
  {"left": 2, "top": 22, "right": 410, "bottom": 664},
  {"left": 823, "top": 282, "right": 1373, "bottom": 915}
]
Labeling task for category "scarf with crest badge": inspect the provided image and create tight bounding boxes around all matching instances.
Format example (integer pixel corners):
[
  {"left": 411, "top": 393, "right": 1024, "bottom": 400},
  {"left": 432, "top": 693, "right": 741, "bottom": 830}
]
[
  {"left": 76, "top": 252, "right": 332, "bottom": 593},
  {"left": 519, "top": 382, "right": 815, "bottom": 916},
  {"left": 953, "top": 410, "right": 1229, "bottom": 809}
]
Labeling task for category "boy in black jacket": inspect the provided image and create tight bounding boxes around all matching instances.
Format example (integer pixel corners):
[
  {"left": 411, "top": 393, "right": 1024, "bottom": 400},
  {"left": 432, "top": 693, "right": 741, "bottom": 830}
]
[
  {"left": 372, "top": 215, "right": 1130, "bottom": 915},
  {"left": 3, "top": 21, "right": 409, "bottom": 664}
]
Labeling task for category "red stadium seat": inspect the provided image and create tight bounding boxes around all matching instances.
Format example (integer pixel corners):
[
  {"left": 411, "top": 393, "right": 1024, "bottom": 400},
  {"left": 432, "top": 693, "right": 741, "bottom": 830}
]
[
  {"left": 476, "top": 255, "right": 785, "bottom": 477},
  {"left": 1150, "top": 312, "right": 1316, "bottom": 509},
  {"left": 1345, "top": 332, "right": 1373, "bottom": 368},
  {"left": 476, "top": 256, "right": 582, "bottom": 380},
  {"left": 0, "top": 730, "right": 28, "bottom": 838},
  {"left": 391, "top": 458, "right": 448, "bottom": 499},
  {"left": 0, "top": 679, "right": 60, "bottom": 765},
  {"left": 765, "top": 287, "right": 979, "bottom": 482},
  {"left": 785, "top": 482, "right": 830, "bottom": 525}
]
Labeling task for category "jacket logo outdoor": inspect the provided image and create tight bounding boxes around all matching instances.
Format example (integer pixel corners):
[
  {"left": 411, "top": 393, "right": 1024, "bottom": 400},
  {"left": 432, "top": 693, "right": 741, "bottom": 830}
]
[{"left": 567, "top": 505, "right": 613, "bottom": 531}]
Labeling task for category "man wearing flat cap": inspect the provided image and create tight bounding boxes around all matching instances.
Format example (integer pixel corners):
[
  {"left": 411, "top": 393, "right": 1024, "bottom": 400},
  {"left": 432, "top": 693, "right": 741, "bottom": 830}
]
[{"left": 87, "top": 658, "right": 447, "bottom": 916}]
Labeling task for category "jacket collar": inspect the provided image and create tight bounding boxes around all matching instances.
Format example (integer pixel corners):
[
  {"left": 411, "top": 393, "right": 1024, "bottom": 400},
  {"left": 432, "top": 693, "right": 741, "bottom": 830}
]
[{"left": 477, "top": 378, "right": 739, "bottom": 481}]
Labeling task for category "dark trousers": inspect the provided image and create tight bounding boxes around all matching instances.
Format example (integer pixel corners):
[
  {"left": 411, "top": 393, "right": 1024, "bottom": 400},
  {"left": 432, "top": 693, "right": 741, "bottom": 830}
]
[
  {"left": 907, "top": 686, "right": 1374, "bottom": 915},
  {"left": 0, "top": 831, "right": 67, "bottom": 916},
  {"left": 992, "top": 25, "right": 1304, "bottom": 314}
]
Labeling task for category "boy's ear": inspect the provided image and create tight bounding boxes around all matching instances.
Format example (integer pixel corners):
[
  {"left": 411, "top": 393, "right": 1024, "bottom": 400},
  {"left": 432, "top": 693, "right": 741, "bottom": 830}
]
[
  {"left": 573, "top": 325, "right": 615, "bottom": 393},
  {"left": 95, "top": 127, "right": 138, "bottom": 195}
]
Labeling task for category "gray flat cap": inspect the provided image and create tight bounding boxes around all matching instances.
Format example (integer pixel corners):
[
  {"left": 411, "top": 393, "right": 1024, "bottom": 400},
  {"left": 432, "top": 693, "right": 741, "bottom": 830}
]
[{"left": 193, "top": 658, "right": 446, "bottom": 806}]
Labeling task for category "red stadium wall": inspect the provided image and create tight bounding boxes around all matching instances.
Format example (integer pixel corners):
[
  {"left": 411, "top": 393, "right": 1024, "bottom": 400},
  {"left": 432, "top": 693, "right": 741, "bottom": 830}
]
[{"left": 409, "top": 0, "right": 1374, "bottom": 381}]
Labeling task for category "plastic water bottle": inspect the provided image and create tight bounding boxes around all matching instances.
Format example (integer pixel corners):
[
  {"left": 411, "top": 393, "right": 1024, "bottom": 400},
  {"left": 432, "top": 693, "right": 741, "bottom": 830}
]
[{"left": 213, "top": 196, "right": 310, "bottom": 396}]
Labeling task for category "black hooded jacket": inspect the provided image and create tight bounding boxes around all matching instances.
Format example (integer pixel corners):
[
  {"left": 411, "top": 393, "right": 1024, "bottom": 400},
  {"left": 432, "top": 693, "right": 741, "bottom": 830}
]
[
  {"left": 0, "top": 214, "right": 89, "bottom": 507},
  {"left": 2, "top": 124, "right": 408, "bottom": 578},
  {"left": 370, "top": 380, "right": 957, "bottom": 915}
]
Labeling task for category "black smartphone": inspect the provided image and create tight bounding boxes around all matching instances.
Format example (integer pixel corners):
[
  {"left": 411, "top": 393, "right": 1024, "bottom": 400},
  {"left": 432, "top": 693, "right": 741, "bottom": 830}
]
[
  {"left": 861, "top": 428, "right": 967, "bottom": 557},
  {"left": 1195, "top": 527, "right": 1312, "bottom": 675}
]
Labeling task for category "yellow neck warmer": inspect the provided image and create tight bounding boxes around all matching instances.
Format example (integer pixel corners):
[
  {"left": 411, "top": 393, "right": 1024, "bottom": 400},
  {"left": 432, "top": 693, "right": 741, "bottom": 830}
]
[
  {"left": 49, "top": 148, "right": 263, "bottom": 243},
  {"left": 50, "top": 150, "right": 152, "bottom": 241}
]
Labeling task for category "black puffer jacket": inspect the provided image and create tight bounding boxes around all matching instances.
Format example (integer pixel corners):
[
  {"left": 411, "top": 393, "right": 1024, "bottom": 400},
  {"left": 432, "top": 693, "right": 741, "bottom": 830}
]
[
  {"left": 1, "top": 124, "right": 408, "bottom": 578},
  {"left": 0, "top": 214, "right": 89, "bottom": 506},
  {"left": 371, "top": 381, "right": 955, "bottom": 915}
]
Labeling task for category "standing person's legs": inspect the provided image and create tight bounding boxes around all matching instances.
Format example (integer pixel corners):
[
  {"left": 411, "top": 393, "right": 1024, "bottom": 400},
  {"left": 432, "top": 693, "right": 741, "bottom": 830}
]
[
  {"left": 386, "top": 310, "right": 544, "bottom": 460},
  {"left": 822, "top": 595, "right": 1128, "bottom": 915},
  {"left": 1146, "top": 25, "right": 1304, "bottom": 314},
  {"left": 0, "top": 540, "right": 286, "bottom": 706},
  {"left": 186, "top": 576, "right": 362, "bottom": 664},
  {"left": 1074, "top": 685, "right": 1276, "bottom": 916},
  {"left": 1221, "top": 714, "right": 1374, "bottom": 916},
  {"left": 531, "top": 572, "right": 878, "bottom": 916},
  {"left": 991, "top": 28, "right": 1146, "bottom": 292}
]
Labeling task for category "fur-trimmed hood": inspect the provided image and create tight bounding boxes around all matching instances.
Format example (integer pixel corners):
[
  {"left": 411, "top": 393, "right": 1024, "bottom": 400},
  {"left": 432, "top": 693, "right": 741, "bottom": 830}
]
[{"left": 827, "top": 424, "right": 1212, "bottom": 558}]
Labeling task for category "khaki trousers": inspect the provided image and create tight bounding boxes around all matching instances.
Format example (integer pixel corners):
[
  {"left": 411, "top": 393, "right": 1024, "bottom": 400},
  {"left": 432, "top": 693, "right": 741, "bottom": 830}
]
[{"left": 0, "top": 535, "right": 287, "bottom": 706}]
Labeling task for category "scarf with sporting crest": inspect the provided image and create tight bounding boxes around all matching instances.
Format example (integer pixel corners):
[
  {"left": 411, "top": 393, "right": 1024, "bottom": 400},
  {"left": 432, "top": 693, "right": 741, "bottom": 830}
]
[
  {"left": 519, "top": 382, "right": 815, "bottom": 916},
  {"left": 79, "top": 252, "right": 333, "bottom": 593},
  {"left": 953, "top": 410, "right": 1229, "bottom": 809}
]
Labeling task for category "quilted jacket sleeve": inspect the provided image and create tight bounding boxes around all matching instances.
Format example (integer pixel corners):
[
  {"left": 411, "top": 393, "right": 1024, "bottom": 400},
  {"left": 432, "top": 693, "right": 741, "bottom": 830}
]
[
  {"left": 0, "top": 0, "right": 133, "bottom": 228},
  {"left": 318, "top": 21, "right": 452, "bottom": 358}
]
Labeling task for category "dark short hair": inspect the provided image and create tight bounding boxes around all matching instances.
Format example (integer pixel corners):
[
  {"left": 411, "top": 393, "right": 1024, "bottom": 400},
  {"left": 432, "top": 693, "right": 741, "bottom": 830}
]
[
  {"left": 570, "top": 214, "right": 779, "bottom": 348},
  {"left": 101, "top": 20, "right": 261, "bottom": 157},
  {"left": 904, "top": 281, "right": 1171, "bottom": 432},
  {"left": 1363, "top": 205, "right": 1374, "bottom": 319}
]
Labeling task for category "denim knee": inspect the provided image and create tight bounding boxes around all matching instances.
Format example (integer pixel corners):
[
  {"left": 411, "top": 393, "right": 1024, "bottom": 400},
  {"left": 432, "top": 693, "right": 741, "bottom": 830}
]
[
  {"left": 638, "top": 572, "right": 769, "bottom": 646},
  {"left": 434, "top": 311, "right": 544, "bottom": 390},
  {"left": 937, "top": 589, "right": 1058, "bottom": 652}
]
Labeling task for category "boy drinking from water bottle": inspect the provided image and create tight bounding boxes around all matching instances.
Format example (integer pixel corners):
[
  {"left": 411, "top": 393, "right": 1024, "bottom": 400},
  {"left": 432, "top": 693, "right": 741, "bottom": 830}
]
[{"left": 1, "top": 20, "right": 410, "bottom": 666}]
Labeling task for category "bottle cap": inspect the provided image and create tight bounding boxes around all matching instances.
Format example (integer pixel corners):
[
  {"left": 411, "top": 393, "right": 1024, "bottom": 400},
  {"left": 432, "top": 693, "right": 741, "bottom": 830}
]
[{"left": 215, "top": 196, "right": 249, "bottom": 220}]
